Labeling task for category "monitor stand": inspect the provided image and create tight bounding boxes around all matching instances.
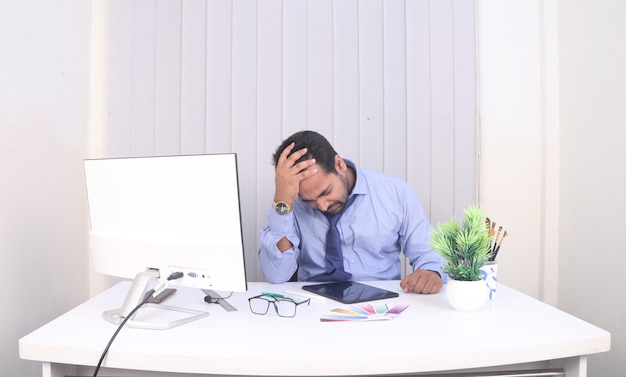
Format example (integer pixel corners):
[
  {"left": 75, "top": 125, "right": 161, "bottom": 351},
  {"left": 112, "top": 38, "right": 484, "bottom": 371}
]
[{"left": 102, "top": 269, "right": 209, "bottom": 330}]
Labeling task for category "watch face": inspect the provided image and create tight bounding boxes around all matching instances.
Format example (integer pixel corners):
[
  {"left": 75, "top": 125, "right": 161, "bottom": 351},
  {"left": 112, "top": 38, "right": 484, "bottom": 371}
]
[{"left": 275, "top": 201, "right": 290, "bottom": 215}]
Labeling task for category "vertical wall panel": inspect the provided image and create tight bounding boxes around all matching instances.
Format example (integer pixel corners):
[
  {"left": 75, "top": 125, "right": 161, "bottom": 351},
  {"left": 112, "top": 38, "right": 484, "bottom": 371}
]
[
  {"left": 358, "top": 0, "right": 385, "bottom": 171},
  {"left": 206, "top": 0, "right": 233, "bottom": 152},
  {"left": 383, "top": 0, "right": 408, "bottom": 180},
  {"left": 406, "top": 0, "right": 433, "bottom": 218},
  {"left": 107, "top": 0, "right": 133, "bottom": 157},
  {"left": 155, "top": 0, "right": 182, "bottom": 155},
  {"left": 257, "top": 0, "right": 283, "bottom": 151},
  {"left": 428, "top": 0, "right": 456, "bottom": 224},
  {"left": 283, "top": 0, "right": 308, "bottom": 134},
  {"left": 453, "top": 0, "right": 478, "bottom": 216},
  {"left": 332, "top": 0, "right": 361, "bottom": 159},
  {"left": 180, "top": 0, "right": 207, "bottom": 154},
  {"left": 257, "top": 0, "right": 284, "bottom": 278},
  {"left": 130, "top": 0, "right": 157, "bottom": 156},
  {"left": 307, "top": 0, "right": 334, "bottom": 137},
  {"left": 231, "top": 0, "right": 259, "bottom": 277},
  {"left": 106, "top": 0, "right": 478, "bottom": 282}
]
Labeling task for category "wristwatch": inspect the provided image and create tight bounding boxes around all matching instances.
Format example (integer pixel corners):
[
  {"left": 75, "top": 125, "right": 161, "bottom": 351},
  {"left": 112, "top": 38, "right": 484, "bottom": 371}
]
[{"left": 273, "top": 201, "right": 292, "bottom": 215}]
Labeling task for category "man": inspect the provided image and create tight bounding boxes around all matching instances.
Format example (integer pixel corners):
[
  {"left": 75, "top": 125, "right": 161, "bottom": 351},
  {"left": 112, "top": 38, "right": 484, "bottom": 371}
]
[{"left": 258, "top": 130, "right": 447, "bottom": 294}]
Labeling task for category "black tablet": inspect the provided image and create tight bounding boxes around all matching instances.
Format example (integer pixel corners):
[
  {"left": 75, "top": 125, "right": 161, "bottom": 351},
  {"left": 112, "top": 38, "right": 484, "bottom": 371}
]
[{"left": 301, "top": 281, "right": 399, "bottom": 304}]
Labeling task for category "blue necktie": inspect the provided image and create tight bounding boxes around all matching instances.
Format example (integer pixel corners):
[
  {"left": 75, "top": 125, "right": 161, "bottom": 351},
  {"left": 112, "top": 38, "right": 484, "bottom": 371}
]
[{"left": 309, "top": 195, "right": 357, "bottom": 282}]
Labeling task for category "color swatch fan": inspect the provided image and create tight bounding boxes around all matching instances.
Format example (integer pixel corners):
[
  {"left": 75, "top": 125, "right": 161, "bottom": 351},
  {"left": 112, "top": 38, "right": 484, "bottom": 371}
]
[{"left": 320, "top": 303, "right": 408, "bottom": 322}]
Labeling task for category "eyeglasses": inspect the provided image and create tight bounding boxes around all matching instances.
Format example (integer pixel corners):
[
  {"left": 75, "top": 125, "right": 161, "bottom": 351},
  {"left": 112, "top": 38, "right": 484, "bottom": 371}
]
[{"left": 248, "top": 292, "right": 310, "bottom": 318}]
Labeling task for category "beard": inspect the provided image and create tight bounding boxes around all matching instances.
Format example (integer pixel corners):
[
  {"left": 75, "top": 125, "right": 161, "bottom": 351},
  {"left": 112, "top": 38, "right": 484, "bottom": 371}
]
[
  {"left": 324, "top": 201, "right": 345, "bottom": 215},
  {"left": 322, "top": 173, "right": 351, "bottom": 215}
]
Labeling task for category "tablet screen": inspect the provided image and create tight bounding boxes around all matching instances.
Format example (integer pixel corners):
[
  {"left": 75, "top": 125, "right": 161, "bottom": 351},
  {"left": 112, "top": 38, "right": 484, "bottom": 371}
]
[{"left": 301, "top": 281, "right": 399, "bottom": 304}]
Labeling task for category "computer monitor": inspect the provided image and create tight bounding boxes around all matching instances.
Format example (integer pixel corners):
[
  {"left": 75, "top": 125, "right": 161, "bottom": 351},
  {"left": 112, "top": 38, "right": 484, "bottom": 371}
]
[{"left": 84, "top": 153, "right": 247, "bottom": 329}]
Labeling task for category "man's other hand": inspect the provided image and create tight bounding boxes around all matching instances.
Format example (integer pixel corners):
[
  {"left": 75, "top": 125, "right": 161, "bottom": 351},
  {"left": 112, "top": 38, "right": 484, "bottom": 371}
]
[{"left": 400, "top": 269, "right": 442, "bottom": 294}]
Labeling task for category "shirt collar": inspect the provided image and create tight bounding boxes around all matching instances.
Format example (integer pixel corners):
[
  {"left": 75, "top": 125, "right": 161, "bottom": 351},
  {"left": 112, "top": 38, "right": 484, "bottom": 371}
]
[{"left": 343, "top": 158, "right": 367, "bottom": 197}]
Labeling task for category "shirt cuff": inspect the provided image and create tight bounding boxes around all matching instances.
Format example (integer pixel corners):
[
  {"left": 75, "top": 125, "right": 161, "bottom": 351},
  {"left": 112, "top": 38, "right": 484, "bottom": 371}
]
[
  {"left": 267, "top": 204, "right": 296, "bottom": 235},
  {"left": 417, "top": 263, "right": 448, "bottom": 283}
]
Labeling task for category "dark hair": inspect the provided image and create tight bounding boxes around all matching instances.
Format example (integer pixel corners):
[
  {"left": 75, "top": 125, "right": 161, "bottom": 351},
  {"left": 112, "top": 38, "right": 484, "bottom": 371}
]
[{"left": 272, "top": 130, "right": 337, "bottom": 174}]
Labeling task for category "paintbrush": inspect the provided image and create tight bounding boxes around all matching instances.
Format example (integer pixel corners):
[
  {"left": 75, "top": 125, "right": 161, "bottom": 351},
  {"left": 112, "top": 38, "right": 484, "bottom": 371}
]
[
  {"left": 493, "top": 226, "right": 502, "bottom": 258},
  {"left": 494, "top": 226, "right": 502, "bottom": 248},
  {"left": 492, "top": 230, "right": 508, "bottom": 261},
  {"left": 486, "top": 218, "right": 495, "bottom": 253}
]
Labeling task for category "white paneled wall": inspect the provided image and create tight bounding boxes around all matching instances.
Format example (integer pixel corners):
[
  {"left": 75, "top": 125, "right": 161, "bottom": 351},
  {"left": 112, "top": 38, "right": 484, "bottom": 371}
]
[{"left": 104, "top": 0, "right": 477, "bottom": 281}]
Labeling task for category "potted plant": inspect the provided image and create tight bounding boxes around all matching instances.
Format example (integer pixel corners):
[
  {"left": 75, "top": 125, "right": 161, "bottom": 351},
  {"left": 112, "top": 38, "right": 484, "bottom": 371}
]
[{"left": 430, "top": 204, "right": 492, "bottom": 311}]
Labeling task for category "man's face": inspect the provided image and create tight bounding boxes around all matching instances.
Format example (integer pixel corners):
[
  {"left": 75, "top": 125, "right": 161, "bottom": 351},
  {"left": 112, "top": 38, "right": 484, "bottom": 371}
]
[{"left": 298, "top": 157, "right": 350, "bottom": 215}]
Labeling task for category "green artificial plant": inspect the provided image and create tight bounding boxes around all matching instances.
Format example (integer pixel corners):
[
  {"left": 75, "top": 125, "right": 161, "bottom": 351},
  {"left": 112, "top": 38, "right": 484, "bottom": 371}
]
[{"left": 430, "top": 205, "right": 492, "bottom": 281}]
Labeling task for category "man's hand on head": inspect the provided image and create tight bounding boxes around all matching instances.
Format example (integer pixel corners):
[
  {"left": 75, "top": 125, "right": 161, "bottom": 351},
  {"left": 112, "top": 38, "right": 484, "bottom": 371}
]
[
  {"left": 400, "top": 269, "right": 443, "bottom": 294},
  {"left": 274, "top": 142, "right": 318, "bottom": 203}
]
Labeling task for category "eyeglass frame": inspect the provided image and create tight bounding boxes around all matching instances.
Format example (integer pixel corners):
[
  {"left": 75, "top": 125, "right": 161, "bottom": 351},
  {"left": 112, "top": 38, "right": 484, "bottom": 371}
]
[{"left": 248, "top": 292, "right": 311, "bottom": 318}]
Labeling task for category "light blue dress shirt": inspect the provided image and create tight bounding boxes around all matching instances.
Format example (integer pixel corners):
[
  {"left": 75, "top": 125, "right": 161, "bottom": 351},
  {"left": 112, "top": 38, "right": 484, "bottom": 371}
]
[{"left": 258, "top": 160, "right": 447, "bottom": 283}]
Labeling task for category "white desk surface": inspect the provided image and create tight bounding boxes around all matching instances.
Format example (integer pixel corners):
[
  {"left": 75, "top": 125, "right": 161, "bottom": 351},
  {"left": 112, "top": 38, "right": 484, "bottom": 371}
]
[{"left": 19, "top": 280, "right": 610, "bottom": 376}]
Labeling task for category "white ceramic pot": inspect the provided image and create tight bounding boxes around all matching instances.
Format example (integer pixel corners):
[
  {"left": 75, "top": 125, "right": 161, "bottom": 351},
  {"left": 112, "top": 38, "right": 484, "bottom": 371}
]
[{"left": 445, "top": 279, "right": 486, "bottom": 312}]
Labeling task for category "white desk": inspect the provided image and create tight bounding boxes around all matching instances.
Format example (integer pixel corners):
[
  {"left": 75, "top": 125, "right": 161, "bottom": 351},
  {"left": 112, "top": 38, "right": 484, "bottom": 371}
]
[{"left": 19, "top": 281, "right": 610, "bottom": 377}]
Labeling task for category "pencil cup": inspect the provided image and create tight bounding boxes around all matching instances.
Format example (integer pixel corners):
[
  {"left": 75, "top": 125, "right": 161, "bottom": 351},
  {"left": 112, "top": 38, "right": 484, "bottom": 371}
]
[{"left": 480, "top": 261, "right": 498, "bottom": 301}]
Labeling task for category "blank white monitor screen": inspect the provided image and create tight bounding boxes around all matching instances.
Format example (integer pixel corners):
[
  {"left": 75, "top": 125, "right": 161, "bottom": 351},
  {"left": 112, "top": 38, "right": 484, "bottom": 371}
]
[{"left": 84, "top": 154, "right": 247, "bottom": 294}]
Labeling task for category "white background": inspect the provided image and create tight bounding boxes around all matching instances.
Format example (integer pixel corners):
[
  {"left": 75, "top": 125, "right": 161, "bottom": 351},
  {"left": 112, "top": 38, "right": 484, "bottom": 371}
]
[{"left": 1, "top": 1, "right": 624, "bottom": 376}]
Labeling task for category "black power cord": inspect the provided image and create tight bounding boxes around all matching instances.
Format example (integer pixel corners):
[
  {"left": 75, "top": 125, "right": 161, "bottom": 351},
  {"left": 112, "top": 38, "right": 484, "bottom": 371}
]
[
  {"left": 92, "top": 272, "right": 185, "bottom": 376},
  {"left": 92, "top": 288, "right": 155, "bottom": 377}
]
